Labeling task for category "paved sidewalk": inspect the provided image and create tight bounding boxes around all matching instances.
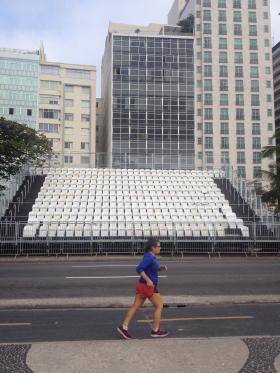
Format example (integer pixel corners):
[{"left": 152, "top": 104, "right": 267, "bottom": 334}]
[{"left": 1, "top": 336, "right": 280, "bottom": 373}]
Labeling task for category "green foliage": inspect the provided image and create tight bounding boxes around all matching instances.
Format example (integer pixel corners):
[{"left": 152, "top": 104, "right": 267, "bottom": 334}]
[{"left": 0, "top": 117, "right": 52, "bottom": 191}]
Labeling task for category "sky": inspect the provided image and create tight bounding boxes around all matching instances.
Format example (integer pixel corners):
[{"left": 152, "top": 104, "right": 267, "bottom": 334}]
[{"left": 0, "top": 0, "right": 279, "bottom": 96}]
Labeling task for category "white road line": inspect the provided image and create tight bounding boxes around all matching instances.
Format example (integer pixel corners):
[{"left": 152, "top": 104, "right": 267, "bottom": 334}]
[
  {"left": 71, "top": 265, "right": 136, "bottom": 268},
  {"left": 66, "top": 275, "right": 168, "bottom": 279}
]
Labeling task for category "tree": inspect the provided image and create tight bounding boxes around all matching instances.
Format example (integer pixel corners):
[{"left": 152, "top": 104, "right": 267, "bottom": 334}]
[
  {"left": 260, "top": 128, "right": 280, "bottom": 212},
  {"left": 0, "top": 117, "right": 52, "bottom": 192}
]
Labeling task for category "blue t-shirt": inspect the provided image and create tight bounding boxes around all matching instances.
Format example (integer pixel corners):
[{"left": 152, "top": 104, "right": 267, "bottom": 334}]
[{"left": 136, "top": 252, "right": 160, "bottom": 285}]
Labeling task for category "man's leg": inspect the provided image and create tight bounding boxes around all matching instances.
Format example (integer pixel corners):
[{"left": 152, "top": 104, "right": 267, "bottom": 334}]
[
  {"left": 122, "top": 294, "right": 146, "bottom": 329},
  {"left": 149, "top": 293, "right": 163, "bottom": 331}
]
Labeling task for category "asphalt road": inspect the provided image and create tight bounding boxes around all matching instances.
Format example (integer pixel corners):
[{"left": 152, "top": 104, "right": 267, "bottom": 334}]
[
  {"left": 0, "top": 303, "right": 280, "bottom": 343},
  {"left": 0, "top": 259, "right": 279, "bottom": 299}
]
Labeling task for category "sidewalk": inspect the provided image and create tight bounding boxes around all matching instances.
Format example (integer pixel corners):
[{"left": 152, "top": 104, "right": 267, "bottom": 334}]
[{"left": 2, "top": 336, "right": 280, "bottom": 373}]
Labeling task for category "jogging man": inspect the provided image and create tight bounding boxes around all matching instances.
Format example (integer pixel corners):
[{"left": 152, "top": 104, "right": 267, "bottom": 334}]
[{"left": 117, "top": 238, "right": 168, "bottom": 339}]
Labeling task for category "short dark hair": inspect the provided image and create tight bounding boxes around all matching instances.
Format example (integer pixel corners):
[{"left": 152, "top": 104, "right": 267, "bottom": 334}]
[{"left": 144, "top": 238, "right": 160, "bottom": 253}]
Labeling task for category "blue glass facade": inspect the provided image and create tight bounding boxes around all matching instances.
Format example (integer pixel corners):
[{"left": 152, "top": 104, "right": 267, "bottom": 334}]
[{"left": 0, "top": 49, "right": 40, "bottom": 129}]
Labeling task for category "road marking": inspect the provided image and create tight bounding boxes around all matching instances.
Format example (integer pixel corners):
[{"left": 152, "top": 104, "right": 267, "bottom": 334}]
[
  {"left": 0, "top": 323, "right": 31, "bottom": 327},
  {"left": 71, "top": 265, "right": 137, "bottom": 268},
  {"left": 137, "top": 316, "right": 254, "bottom": 323},
  {"left": 66, "top": 275, "right": 168, "bottom": 279}
]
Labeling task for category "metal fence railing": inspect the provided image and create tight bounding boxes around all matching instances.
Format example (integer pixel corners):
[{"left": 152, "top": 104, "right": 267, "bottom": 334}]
[{"left": 0, "top": 221, "right": 279, "bottom": 257}]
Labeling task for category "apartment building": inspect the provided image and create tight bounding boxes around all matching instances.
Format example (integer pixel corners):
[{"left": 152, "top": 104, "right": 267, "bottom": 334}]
[
  {"left": 101, "top": 22, "right": 194, "bottom": 169},
  {"left": 168, "top": 0, "right": 275, "bottom": 179},
  {"left": 0, "top": 48, "right": 40, "bottom": 129},
  {"left": 39, "top": 50, "right": 96, "bottom": 168},
  {"left": 273, "top": 41, "right": 280, "bottom": 134}
]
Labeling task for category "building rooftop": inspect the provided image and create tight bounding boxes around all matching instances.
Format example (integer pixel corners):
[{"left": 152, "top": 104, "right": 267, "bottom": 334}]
[{"left": 109, "top": 22, "right": 193, "bottom": 37}]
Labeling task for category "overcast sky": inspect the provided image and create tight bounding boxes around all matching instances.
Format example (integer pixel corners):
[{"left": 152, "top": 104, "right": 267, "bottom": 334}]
[{"left": 0, "top": 0, "right": 279, "bottom": 95}]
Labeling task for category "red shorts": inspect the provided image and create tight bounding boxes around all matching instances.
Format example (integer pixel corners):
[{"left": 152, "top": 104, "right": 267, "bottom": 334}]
[{"left": 136, "top": 282, "right": 159, "bottom": 299}]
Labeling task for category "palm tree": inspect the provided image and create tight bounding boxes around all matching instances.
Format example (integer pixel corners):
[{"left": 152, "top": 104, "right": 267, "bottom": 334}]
[{"left": 260, "top": 128, "right": 280, "bottom": 212}]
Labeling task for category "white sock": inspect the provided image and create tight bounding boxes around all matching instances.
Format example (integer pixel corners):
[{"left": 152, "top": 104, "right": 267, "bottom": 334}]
[{"left": 122, "top": 324, "right": 128, "bottom": 331}]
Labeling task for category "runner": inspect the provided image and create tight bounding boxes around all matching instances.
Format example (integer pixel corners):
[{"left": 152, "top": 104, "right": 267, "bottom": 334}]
[{"left": 117, "top": 238, "right": 168, "bottom": 339}]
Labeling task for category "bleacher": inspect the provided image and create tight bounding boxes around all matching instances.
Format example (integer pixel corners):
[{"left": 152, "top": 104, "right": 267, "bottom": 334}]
[{"left": 22, "top": 168, "right": 250, "bottom": 240}]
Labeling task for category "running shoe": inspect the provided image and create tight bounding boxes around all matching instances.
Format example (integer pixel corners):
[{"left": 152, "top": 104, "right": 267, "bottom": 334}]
[
  {"left": 117, "top": 325, "right": 132, "bottom": 340},
  {"left": 151, "top": 329, "right": 169, "bottom": 338}
]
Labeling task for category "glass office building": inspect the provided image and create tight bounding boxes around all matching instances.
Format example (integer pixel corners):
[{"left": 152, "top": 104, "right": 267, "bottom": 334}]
[
  {"left": 102, "top": 23, "right": 194, "bottom": 169},
  {"left": 0, "top": 48, "right": 40, "bottom": 129}
]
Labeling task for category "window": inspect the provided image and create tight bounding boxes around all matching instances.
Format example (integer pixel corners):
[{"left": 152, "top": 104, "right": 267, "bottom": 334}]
[
  {"left": 81, "top": 128, "right": 90, "bottom": 136},
  {"left": 197, "top": 123, "right": 203, "bottom": 131},
  {"left": 268, "top": 137, "right": 274, "bottom": 145},
  {"left": 65, "top": 99, "right": 74, "bottom": 107},
  {"left": 234, "top": 24, "right": 242, "bottom": 36},
  {"left": 220, "top": 94, "right": 228, "bottom": 106},
  {"left": 198, "top": 108, "right": 203, "bottom": 117},
  {"left": 253, "top": 167, "right": 262, "bottom": 178},
  {"left": 204, "top": 51, "right": 212, "bottom": 63},
  {"left": 250, "top": 67, "right": 259, "bottom": 78},
  {"left": 264, "top": 39, "right": 270, "bottom": 47},
  {"left": 233, "top": 0, "right": 241, "bottom": 8},
  {"left": 203, "top": 0, "right": 211, "bottom": 6},
  {"left": 40, "top": 95, "right": 59, "bottom": 105},
  {"left": 251, "top": 80, "right": 259, "bottom": 92},
  {"left": 203, "top": 23, "right": 212, "bottom": 34},
  {"left": 263, "top": 12, "right": 269, "bottom": 20},
  {"left": 265, "top": 67, "right": 271, "bottom": 74},
  {"left": 248, "top": 0, "right": 256, "bottom": 9},
  {"left": 252, "top": 123, "right": 260, "bottom": 135},
  {"left": 205, "top": 152, "right": 214, "bottom": 164},
  {"left": 219, "top": 38, "right": 228, "bottom": 49},
  {"left": 204, "top": 79, "right": 212, "bottom": 91},
  {"left": 253, "top": 152, "right": 262, "bottom": 164},
  {"left": 235, "top": 66, "right": 243, "bottom": 77},
  {"left": 250, "top": 53, "right": 258, "bottom": 64},
  {"left": 39, "top": 123, "right": 59, "bottom": 133},
  {"left": 204, "top": 122, "right": 213, "bottom": 134},
  {"left": 221, "top": 137, "right": 229, "bottom": 149},
  {"left": 234, "top": 38, "right": 242, "bottom": 49},
  {"left": 220, "top": 65, "right": 228, "bottom": 77},
  {"left": 236, "top": 80, "right": 244, "bottom": 92},
  {"left": 219, "top": 51, "right": 228, "bottom": 63},
  {"left": 64, "top": 113, "right": 74, "bottom": 121},
  {"left": 236, "top": 94, "right": 244, "bottom": 105},
  {"left": 251, "top": 94, "right": 260, "bottom": 106},
  {"left": 39, "top": 109, "right": 60, "bottom": 119},
  {"left": 81, "top": 100, "right": 90, "bottom": 108},
  {"left": 218, "top": 0, "right": 226, "bottom": 7},
  {"left": 9, "top": 108, "right": 14, "bottom": 115},
  {"left": 64, "top": 141, "right": 73, "bottom": 149},
  {"left": 265, "top": 53, "right": 270, "bottom": 61},
  {"left": 221, "top": 122, "right": 229, "bottom": 134},
  {"left": 205, "top": 137, "right": 213, "bottom": 149},
  {"left": 267, "top": 109, "right": 272, "bottom": 117},
  {"left": 236, "top": 108, "right": 244, "bottom": 120},
  {"left": 220, "top": 108, "right": 229, "bottom": 120},
  {"left": 237, "top": 167, "right": 246, "bottom": 177},
  {"left": 65, "top": 85, "right": 74, "bottom": 92},
  {"left": 220, "top": 79, "right": 228, "bottom": 91},
  {"left": 40, "top": 80, "right": 60, "bottom": 90},
  {"left": 221, "top": 151, "right": 229, "bottom": 163},
  {"left": 252, "top": 109, "right": 260, "bottom": 120},
  {"left": 235, "top": 52, "right": 243, "bottom": 64},
  {"left": 204, "top": 65, "right": 212, "bottom": 77},
  {"left": 27, "top": 109, "right": 32, "bottom": 116},
  {"left": 41, "top": 65, "right": 59, "bottom": 75},
  {"left": 237, "top": 137, "right": 245, "bottom": 149},
  {"left": 81, "top": 156, "right": 90, "bottom": 164},
  {"left": 81, "top": 114, "right": 90, "bottom": 122},
  {"left": 249, "top": 25, "right": 257, "bottom": 36},
  {"left": 198, "top": 137, "right": 203, "bottom": 145},
  {"left": 252, "top": 137, "right": 261, "bottom": 149},
  {"left": 268, "top": 123, "right": 273, "bottom": 131},
  {"left": 197, "top": 52, "right": 202, "bottom": 60},
  {"left": 218, "top": 10, "right": 227, "bottom": 22},
  {"left": 204, "top": 37, "right": 212, "bottom": 48},
  {"left": 64, "top": 127, "right": 73, "bottom": 135},
  {"left": 203, "top": 10, "right": 211, "bottom": 20},
  {"left": 82, "top": 86, "right": 90, "bottom": 94},
  {"left": 233, "top": 11, "right": 242, "bottom": 22},
  {"left": 237, "top": 152, "right": 245, "bottom": 164},
  {"left": 266, "top": 81, "right": 271, "bottom": 88},
  {"left": 65, "top": 69, "right": 91, "bottom": 79},
  {"left": 196, "top": 10, "right": 201, "bottom": 18},
  {"left": 204, "top": 108, "right": 213, "bottom": 120},
  {"left": 64, "top": 156, "right": 73, "bottom": 164},
  {"left": 250, "top": 39, "right": 258, "bottom": 50},
  {"left": 263, "top": 0, "right": 268, "bottom": 5},
  {"left": 236, "top": 123, "right": 244, "bottom": 135},
  {"left": 219, "top": 24, "right": 227, "bottom": 35},
  {"left": 204, "top": 93, "right": 213, "bottom": 105},
  {"left": 248, "top": 12, "right": 257, "bottom": 23},
  {"left": 81, "top": 142, "right": 90, "bottom": 150},
  {"left": 264, "top": 25, "right": 269, "bottom": 33}
]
